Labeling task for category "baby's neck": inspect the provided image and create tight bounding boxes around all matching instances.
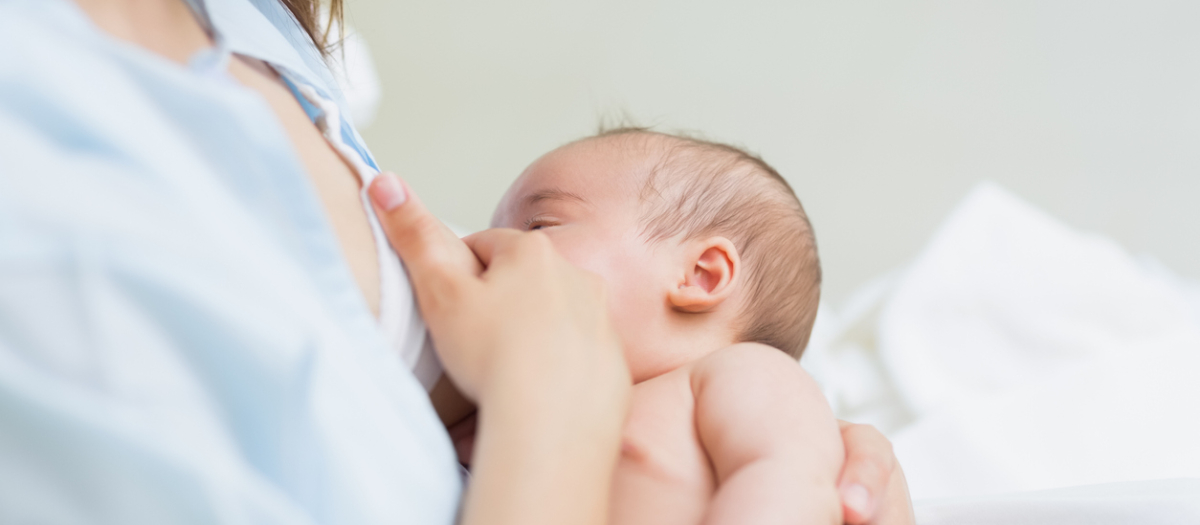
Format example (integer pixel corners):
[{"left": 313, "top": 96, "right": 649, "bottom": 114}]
[{"left": 629, "top": 315, "right": 739, "bottom": 383}]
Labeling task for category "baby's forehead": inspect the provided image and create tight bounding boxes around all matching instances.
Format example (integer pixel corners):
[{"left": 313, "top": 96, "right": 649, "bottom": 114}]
[
  {"left": 548, "top": 133, "right": 685, "bottom": 185},
  {"left": 526, "top": 136, "right": 658, "bottom": 189},
  {"left": 500, "top": 136, "right": 657, "bottom": 217}
]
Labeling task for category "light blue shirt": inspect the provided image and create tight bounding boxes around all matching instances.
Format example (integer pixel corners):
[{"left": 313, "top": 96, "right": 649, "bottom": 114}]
[{"left": 0, "top": 0, "right": 463, "bottom": 523}]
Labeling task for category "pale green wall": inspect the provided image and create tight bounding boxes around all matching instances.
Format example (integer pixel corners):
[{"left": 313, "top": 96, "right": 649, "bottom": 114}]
[{"left": 347, "top": 0, "right": 1200, "bottom": 302}]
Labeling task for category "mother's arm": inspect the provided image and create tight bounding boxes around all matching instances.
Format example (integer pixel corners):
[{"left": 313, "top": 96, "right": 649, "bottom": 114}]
[{"left": 369, "top": 174, "right": 632, "bottom": 525}]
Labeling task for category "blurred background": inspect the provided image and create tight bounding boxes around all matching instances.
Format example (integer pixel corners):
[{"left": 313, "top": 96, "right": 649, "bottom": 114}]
[
  {"left": 342, "top": 0, "right": 1198, "bottom": 304},
  {"left": 333, "top": 0, "right": 1200, "bottom": 502}
]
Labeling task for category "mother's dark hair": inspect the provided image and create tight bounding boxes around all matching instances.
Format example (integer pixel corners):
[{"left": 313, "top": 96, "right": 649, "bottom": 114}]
[{"left": 280, "top": 0, "right": 343, "bottom": 56}]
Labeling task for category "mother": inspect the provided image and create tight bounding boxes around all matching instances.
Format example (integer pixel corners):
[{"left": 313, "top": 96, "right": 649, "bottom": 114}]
[{"left": 0, "top": 0, "right": 912, "bottom": 523}]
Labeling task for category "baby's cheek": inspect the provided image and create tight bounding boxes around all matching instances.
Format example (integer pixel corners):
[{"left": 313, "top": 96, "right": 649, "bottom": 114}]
[
  {"left": 554, "top": 231, "right": 666, "bottom": 353},
  {"left": 604, "top": 268, "right": 664, "bottom": 346},
  {"left": 539, "top": 230, "right": 592, "bottom": 265}
]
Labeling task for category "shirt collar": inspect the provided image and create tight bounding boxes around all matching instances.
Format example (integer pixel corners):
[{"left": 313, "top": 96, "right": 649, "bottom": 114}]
[{"left": 197, "top": 0, "right": 347, "bottom": 109}]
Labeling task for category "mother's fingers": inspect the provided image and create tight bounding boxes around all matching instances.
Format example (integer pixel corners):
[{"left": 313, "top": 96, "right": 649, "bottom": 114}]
[
  {"left": 368, "top": 173, "right": 481, "bottom": 315},
  {"left": 837, "top": 421, "right": 910, "bottom": 525},
  {"left": 462, "top": 228, "right": 521, "bottom": 267},
  {"left": 463, "top": 228, "right": 557, "bottom": 269}
]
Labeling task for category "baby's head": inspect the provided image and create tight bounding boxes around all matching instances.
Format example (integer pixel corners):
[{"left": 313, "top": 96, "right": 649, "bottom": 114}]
[{"left": 494, "top": 128, "right": 820, "bottom": 381}]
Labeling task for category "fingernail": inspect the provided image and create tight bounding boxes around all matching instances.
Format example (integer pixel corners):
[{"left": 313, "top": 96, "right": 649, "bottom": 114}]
[
  {"left": 842, "top": 484, "right": 872, "bottom": 517},
  {"left": 371, "top": 173, "right": 407, "bottom": 211}
]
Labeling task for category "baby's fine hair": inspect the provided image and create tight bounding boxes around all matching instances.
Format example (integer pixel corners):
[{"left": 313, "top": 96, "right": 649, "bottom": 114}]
[{"left": 589, "top": 127, "right": 821, "bottom": 359}]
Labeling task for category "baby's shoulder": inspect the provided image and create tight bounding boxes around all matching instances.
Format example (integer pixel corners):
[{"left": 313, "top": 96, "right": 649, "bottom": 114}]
[
  {"left": 687, "top": 342, "right": 826, "bottom": 416},
  {"left": 689, "top": 342, "right": 804, "bottom": 387}
]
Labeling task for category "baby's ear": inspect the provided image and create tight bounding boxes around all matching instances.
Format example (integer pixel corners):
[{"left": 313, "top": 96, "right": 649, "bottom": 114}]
[{"left": 668, "top": 236, "right": 740, "bottom": 313}]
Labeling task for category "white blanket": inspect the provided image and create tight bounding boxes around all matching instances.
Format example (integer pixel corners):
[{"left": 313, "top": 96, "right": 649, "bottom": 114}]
[
  {"left": 803, "top": 183, "right": 1200, "bottom": 514},
  {"left": 916, "top": 479, "right": 1200, "bottom": 525}
]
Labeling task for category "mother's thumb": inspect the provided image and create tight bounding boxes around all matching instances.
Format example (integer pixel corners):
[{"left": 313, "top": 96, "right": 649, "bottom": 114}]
[{"left": 368, "top": 173, "right": 480, "bottom": 303}]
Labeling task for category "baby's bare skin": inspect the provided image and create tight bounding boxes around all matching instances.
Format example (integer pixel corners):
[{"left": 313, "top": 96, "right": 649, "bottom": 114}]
[
  {"left": 493, "top": 133, "right": 843, "bottom": 524},
  {"left": 614, "top": 361, "right": 713, "bottom": 525},
  {"left": 614, "top": 343, "right": 843, "bottom": 525}
]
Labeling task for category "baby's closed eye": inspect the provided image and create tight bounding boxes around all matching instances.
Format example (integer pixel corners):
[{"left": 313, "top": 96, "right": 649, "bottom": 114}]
[{"left": 524, "top": 216, "right": 562, "bottom": 231}]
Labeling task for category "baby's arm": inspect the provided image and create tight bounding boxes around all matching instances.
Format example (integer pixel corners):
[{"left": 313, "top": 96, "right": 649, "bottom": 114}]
[{"left": 692, "top": 343, "right": 845, "bottom": 525}]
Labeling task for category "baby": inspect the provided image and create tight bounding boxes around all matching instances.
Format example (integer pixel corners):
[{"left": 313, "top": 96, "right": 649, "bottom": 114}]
[{"left": 491, "top": 128, "right": 843, "bottom": 525}]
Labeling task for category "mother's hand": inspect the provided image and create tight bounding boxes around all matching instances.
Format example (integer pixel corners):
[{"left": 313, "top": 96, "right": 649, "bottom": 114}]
[
  {"left": 367, "top": 172, "right": 628, "bottom": 402},
  {"left": 369, "top": 173, "right": 630, "bottom": 525},
  {"left": 838, "top": 421, "right": 916, "bottom": 525}
]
